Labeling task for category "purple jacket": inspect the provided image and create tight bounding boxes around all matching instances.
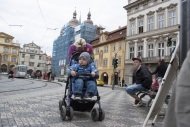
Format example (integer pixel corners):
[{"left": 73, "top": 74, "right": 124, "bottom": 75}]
[{"left": 67, "top": 43, "right": 93, "bottom": 61}]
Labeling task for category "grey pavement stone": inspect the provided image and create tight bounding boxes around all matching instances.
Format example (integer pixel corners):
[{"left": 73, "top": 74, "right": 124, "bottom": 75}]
[{"left": 0, "top": 78, "right": 165, "bottom": 127}]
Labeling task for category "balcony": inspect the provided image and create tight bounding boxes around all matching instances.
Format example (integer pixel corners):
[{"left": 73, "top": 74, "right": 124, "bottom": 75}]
[
  {"left": 142, "top": 56, "right": 171, "bottom": 63},
  {"left": 125, "top": 55, "right": 171, "bottom": 64}
]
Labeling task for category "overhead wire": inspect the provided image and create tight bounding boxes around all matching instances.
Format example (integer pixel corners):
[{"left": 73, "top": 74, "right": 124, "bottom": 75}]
[{"left": 36, "top": 0, "right": 47, "bottom": 28}]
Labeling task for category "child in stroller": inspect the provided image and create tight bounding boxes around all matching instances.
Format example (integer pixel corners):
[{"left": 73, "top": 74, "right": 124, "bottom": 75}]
[
  {"left": 67, "top": 52, "right": 98, "bottom": 99},
  {"left": 59, "top": 42, "right": 105, "bottom": 121}
]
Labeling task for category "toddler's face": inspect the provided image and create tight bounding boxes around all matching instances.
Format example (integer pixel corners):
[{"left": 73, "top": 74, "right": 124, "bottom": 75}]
[{"left": 79, "top": 57, "right": 88, "bottom": 66}]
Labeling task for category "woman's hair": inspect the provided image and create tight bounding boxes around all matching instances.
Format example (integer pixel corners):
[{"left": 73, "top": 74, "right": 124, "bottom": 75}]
[{"left": 74, "top": 38, "right": 86, "bottom": 47}]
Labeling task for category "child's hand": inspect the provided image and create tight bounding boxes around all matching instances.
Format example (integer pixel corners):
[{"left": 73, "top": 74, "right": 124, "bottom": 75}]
[
  {"left": 91, "top": 72, "right": 95, "bottom": 77},
  {"left": 71, "top": 71, "right": 77, "bottom": 76}
]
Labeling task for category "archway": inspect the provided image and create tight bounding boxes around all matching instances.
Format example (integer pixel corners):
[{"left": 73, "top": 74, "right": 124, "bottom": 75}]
[
  {"left": 101, "top": 72, "right": 108, "bottom": 84},
  {"left": 36, "top": 70, "right": 42, "bottom": 78},
  {"left": 27, "top": 69, "right": 33, "bottom": 75},
  {"left": 1, "top": 64, "right": 7, "bottom": 73}
]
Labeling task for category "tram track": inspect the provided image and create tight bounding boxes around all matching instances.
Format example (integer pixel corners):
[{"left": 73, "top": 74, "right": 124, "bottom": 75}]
[
  {"left": 0, "top": 83, "right": 48, "bottom": 93},
  {"left": 0, "top": 79, "right": 48, "bottom": 93},
  {"left": 0, "top": 77, "right": 63, "bottom": 100}
]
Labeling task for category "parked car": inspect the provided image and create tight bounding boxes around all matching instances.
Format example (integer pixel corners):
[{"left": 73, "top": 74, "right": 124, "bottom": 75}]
[
  {"left": 96, "top": 79, "right": 104, "bottom": 86},
  {"left": 58, "top": 75, "right": 68, "bottom": 83}
]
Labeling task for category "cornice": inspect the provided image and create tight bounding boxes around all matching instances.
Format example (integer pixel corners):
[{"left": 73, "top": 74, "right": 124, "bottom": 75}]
[
  {"left": 167, "top": 3, "right": 177, "bottom": 9},
  {"left": 146, "top": 37, "right": 154, "bottom": 42},
  {"left": 127, "top": 0, "right": 170, "bottom": 16},
  {"left": 137, "top": 15, "right": 144, "bottom": 19},
  {"left": 129, "top": 17, "right": 136, "bottom": 21},
  {"left": 137, "top": 38, "right": 144, "bottom": 43},
  {"left": 147, "top": 11, "right": 155, "bottom": 15},
  {"left": 156, "top": 7, "right": 165, "bottom": 13}
]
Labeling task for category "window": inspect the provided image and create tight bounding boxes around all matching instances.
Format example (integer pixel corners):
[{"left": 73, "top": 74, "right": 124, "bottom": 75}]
[
  {"left": 118, "top": 43, "right": 122, "bottom": 50},
  {"left": 103, "top": 59, "right": 108, "bottom": 67},
  {"left": 168, "top": 39, "right": 176, "bottom": 55},
  {"left": 12, "top": 48, "right": 17, "bottom": 54},
  {"left": 95, "top": 60, "right": 98, "bottom": 68},
  {"left": 129, "top": 47, "right": 134, "bottom": 59},
  {"left": 11, "top": 57, "right": 17, "bottom": 62},
  {"left": 147, "top": 15, "right": 154, "bottom": 31},
  {"left": 158, "top": 43, "right": 165, "bottom": 57},
  {"left": 118, "top": 57, "right": 121, "bottom": 65},
  {"left": 29, "top": 62, "right": 34, "bottom": 66},
  {"left": 5, "top": 39, "right": 10, "bottom": 43},
  {"left": 21, "top": 61, "right": 24, "bottom": 64},
  {"left": 30, "top": 55, "right": 35, "bottom": 59},
  {"left": 148, "top": 44, "right": 154, "bottom": 57},
  {"left": 3, "top": 55, "right": 8, "bottom": 61},
  {"left": 104, "top": 46, "right": 108, "bottom": 53},
  {"left": 130, "top": 21, "right": 136, "bottom": 35},
  {"left": 138, "top": 18, "right": 144, "bottom": 33},
  {"left": 3, "top": 47, "right": 9, "bottom": 53},
  {"left": 22, "top": 54, "right": 25, "bottom": 58},
  {"left": 112, "top": 44, "right": 116, "bottom": 51},
  {"left": 39, "top": 56, "right": 42, "bottom": 60},
  {"left": 158, "top": 13, "right": 165, "bottom": 28},
  {"left": 95, "top": 48, "right": 99, "bottom": 54},
  {"left": 168, "top": 10, "right": 176, "bottom": 26},
  {"left": 30, "top": 50, "right": 34, "bottom": 53},
  {"left": 137, "top": 45, "right": 143, "bottom": 57}
]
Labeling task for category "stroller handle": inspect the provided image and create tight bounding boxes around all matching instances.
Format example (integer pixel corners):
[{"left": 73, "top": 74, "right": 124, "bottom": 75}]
[{"left": 74, "top": 73, "right": 99, "bottom": 79}]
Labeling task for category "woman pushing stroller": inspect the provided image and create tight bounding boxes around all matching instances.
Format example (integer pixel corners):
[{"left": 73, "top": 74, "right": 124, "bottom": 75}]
[
  {"left": 67, "top": 51, "right": 98, "bottom": 99},
  {"left": 59, "top": 39, "right": 105, "bottom": 121}
]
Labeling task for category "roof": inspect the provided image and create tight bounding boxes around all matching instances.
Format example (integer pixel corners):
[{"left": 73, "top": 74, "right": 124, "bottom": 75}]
[
  {"left": 91, "top": 26, "right": 127, "bottom": 47},
  {"left": 0, "top": 32, "right": 14, "bottom": 39}
]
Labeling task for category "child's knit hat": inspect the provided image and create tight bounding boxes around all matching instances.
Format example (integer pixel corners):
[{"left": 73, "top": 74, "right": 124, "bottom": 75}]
[{"left": 79, "top": 52, "right": 91, "bottom": 63}]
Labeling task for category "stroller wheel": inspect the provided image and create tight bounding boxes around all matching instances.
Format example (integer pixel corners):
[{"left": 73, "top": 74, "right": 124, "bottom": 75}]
[
  {"left": 59, "top": 100, "right": 63, "bottom": 110},
  {"left": 60, "top": 105, "right": 66, "bottom": 120},
  {"left": 91, "top": 108, "right": 99, "bottom": 121},
  {"left": 67, "top": 107, "right": 74, "bottom": 120},
  {"left": 98, "top": 108, "right": 105, "bottom": 121}
]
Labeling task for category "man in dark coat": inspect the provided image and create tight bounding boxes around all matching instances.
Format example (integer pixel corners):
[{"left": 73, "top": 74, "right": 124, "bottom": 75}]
[
  {"left": 126, "top": 57, "right": 152, "bottom": 106},
  {"left": 152, "top": 59, "right": 167, "bottom": 77}
]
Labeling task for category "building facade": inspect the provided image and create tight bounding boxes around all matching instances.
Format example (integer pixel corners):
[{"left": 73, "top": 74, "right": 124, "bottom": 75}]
[
  {"left": 0, "top": 32, "right": 20, "bottom": 73},
  {"left": 91, "top": 26, "right": 126, "bottom": 86},
  {"left": 124, "top": 0, "right": 180, "bottom": 84},
  {"left": 19, "top": 42, "right": 47, "bottom": 75},
  {"left": 52, "top": 11, "right": 97, "bottom": 76}
]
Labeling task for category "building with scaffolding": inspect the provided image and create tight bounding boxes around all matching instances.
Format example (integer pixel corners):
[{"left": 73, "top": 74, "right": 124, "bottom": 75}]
[{"left": 52, "top": 11, "right": 98, "bottom": 76}]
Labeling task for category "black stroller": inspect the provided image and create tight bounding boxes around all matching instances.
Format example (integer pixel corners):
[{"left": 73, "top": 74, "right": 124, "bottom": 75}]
[{"left": 59, "top": 52, "right": 105, "bottom": 121}]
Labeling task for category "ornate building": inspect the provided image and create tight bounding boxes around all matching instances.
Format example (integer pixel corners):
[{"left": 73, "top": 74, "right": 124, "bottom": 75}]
[
  {"left": 0, "top": 32, "right": 20, "bottom": 73},
  {"left": 124, "top": 0, "right": 180, "bottom": 84},
  {"left": 19, "top": 42, "right": 47, "bottom": 75},
  {"left": 91, "top": 26, "right": 126, "bottom": 86},
  {"left": 52, "top": 10, "right": 98, "bottom": 76}
]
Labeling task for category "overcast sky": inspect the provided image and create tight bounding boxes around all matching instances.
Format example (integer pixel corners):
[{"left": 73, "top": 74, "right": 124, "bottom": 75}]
[{"left": 0, "top": 0, "right": 128, "bottom": 56}]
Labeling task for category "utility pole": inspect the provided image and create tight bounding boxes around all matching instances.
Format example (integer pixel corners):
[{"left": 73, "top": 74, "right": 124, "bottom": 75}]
[{"left": 180, "top": 0, "right": 190, "bottom": 67}]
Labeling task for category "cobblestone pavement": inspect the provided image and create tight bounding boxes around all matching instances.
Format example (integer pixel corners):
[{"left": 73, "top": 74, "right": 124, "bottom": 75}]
[{"left": 0, "top": 77, "right": 164, "bottom": 127}]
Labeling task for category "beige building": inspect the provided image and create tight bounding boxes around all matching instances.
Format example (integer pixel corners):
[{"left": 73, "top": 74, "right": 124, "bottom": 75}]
[
  {"left": 0, "top": 32, "right": 20, "bottom": 72},
  {"left": 124, "top": 0, "right": 180, "bottom": 84},
  {"left": 91, "top": 26, "right": 126, "bottom": 86},
  {"left": 19, "top": 42, "right": 48, "bottom": 75}
]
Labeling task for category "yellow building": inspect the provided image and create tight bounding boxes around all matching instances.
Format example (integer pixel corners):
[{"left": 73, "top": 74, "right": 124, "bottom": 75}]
[
  {"left": 0, "top": 32, "right": 20, "bottom": 72},
  {"left": 91, "top": 26, "right": 127, "bottom": 86}
]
